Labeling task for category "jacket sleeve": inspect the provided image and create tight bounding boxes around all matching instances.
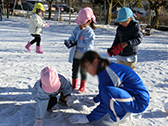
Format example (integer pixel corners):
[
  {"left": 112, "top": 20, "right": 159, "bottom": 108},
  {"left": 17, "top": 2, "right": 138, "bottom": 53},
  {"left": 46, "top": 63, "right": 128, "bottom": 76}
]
[
  {"left": 35, "top": 88, "right": 50, "bottom": 119},
  {"left": 68, "top": 27, "right": 78, "bottom": 42},
  {"left": 31, "top": 14, "right": 45, "bottom": 28},
  {"left": 87, "top": 102, "right": 107, "bottom": 122},
  {"left": 127, "top": 23, "right": 143, "bottom": 46},
  {"left": 76, "top": 29, "right": 95, "bottom": 48},
  {"left": 59, "top": 74, "right": 72, "bottom": 96}
]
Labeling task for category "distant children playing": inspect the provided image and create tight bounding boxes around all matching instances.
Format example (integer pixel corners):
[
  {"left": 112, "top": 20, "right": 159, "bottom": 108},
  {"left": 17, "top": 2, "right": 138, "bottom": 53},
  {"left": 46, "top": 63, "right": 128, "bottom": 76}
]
[
  {"left": 25, "top": 3, "right": 49, "bottom": 54},
  {"left": 32, "top": 66, "right": 74, "bottom": 126},
  {"left": 107, "top": 7, "right": 143, "bottom": 71},
  {"left": 64, "top": 7, "right": 96, "bottom": 93},
  {"left": 69, "top": 50, "right": 149, "bottom": 125}
]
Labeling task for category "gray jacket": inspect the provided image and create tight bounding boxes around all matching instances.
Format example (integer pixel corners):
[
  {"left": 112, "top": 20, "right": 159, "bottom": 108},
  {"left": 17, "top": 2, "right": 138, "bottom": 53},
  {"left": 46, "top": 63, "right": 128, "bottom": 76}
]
[{"left": 31, "top": 74, "right": 72, "bottom": 119}]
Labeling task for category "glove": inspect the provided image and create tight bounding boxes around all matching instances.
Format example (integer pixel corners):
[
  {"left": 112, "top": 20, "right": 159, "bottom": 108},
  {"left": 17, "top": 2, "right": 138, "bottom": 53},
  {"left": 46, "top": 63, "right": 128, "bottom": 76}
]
[
  {"left": 69, "top": 114, "right": 89, "bottom": 124},
  {"left": 79, "top": 36, "right": 84, "bottom": 41},
  {"left": 64, "top": 40, "right": 77, "bottom": 49},
  {"left": 83, "top": 97, "right": 95, "bottom": 104},
  {"left": 45, "top": 22, "right": 49, "bottom": 28},
  {"left": 33, "top": 120, "right": 43, "bottom": 126},
  {"left": 107, "top": 43, "right": 124, "bottom": 57},
  {"left": 66, "top": 95, "right": 74, "bottom": 107}
]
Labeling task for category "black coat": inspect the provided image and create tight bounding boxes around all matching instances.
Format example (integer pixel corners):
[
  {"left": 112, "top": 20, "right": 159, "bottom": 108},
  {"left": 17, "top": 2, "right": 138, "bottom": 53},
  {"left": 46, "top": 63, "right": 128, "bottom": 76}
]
[{"left": 112, "top": 21, "right": 143, "bottom": 56}]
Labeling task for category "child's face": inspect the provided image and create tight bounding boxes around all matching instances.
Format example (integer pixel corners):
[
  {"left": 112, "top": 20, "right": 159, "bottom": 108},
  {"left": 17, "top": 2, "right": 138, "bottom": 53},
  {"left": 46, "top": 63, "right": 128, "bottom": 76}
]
[
  {"left": 79, "top": 20, "right": 91, "bottom": 29},
  {"left": 83, "top": 60, "right": 97, "bottom": 76},
  {"left": 119, "top": 17, "right": 133, "bottom": 27}
]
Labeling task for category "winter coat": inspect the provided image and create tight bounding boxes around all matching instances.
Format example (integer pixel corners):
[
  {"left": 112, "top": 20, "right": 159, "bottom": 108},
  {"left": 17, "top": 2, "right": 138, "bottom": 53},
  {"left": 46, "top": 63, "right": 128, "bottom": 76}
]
[
  {"left": 87, "top": 63, "right": 149, "bottom": 122},
  {"left": 29, "top": 13, "right": 46, "bottom": 35},
  {"left": 31, "top": 74, "right": 72, "bottom": 119},
  {"left": 68, "top": 26, "right": 95, "bottom": 63},
  {"left": 112, "top": 21, "right": 143, "bottom": 56}
]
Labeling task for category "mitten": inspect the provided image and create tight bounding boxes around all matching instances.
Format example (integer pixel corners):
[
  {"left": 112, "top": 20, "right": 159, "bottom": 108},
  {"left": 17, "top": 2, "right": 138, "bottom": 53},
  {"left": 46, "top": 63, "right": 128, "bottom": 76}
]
[
  {"left": 45, "top": 22, "right": 49, "bottom": 28},
  {"left": 66, "top": 95, "right": 74, "bottom": 107},
  {"left": 107, "top": 43, "right": 124, "bottom": 57},
  {"left": 64, "top": 40, "right": 77, "bottom": 49},
  {"left": 33, "top": 120, "right": 43, "bottom": 126},
  {"left": 69, "top": 114, "right": 89, "bottom": 124}
]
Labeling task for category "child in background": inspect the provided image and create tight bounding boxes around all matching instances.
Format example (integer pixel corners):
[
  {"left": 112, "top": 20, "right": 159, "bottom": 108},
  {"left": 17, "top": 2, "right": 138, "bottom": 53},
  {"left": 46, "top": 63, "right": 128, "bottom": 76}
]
[
  {"left": 69, "top": 50, "right": 149, "bottom": 125},
  {"left": 64, "top": 7, "right": 96, "bottom": 93},
  {"left": 32, "top": 66, "right": 74, "bottom": 126},
  {"left": 107, "top": 7, "right": 143, "bottom": 71},
  {"left": 25, "top": 3, "right": 49, "bottom": 54}
]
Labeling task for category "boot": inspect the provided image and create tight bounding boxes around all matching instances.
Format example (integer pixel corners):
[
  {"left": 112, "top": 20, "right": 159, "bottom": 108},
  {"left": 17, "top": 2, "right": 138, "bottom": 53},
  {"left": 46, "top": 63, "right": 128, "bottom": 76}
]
[
  {"left": 78, "top": 80, "right": 86, "bottom": 93},
  {"left": 72, "top": 78, "right": 78, "bottom": 89},
  {"left": 25, "top": 41, "right": 32, "bottom": 51},
  {"left": 36, "top": 46, "right": 43, "bottom": 54}
]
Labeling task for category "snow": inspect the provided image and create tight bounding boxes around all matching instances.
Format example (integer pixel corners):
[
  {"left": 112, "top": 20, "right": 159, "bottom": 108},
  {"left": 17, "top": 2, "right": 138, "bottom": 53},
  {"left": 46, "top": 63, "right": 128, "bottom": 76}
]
[{"left": 0, "top": 16, "right": 168, "bottom": 126}]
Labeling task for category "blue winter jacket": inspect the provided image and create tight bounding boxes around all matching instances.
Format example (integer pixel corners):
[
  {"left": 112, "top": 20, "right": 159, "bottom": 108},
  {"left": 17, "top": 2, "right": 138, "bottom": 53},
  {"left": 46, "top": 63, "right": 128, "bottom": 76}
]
[
  {"left": 68, "top": 26, "right": 95, "bottom": 63},
  {"left": 31, "top": 74, "right": 72, "bottom": 119},
  {"left": 112, "top": 21, "right": 143, "bottom": 56},
  {"left": 87, "top": 63, "right": 149, "bottom": 122}
]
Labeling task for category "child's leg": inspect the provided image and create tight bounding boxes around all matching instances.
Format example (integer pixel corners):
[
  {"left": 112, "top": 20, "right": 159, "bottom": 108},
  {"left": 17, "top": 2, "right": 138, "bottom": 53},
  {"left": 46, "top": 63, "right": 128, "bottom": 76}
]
[
  {"left": 47, "top": 97, "right": 57, "bottom": 111},
  {"left": 30, "top": 34, "right": 41, "bottom": 45},
  {"left": 72, "top": 58, "right": 79, "bottom": 79},
  {"left": 78, "top": 68, "right": 87, "bottom": 92},
  {"left": 72, "top": 58, "right": 79, "bottom": 89},
  {"left": 101, "top": 86, "right": 148, "bottom": 122}
]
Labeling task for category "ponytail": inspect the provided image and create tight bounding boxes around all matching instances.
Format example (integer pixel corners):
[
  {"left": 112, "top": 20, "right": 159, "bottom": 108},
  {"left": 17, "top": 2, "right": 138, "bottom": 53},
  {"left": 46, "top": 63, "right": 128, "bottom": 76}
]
[
  {"left": 80, "top": 51, "right": 110, "bottom": 74},
  {"left": 90, "top": 20, "right": 96, "bottom": 30}
]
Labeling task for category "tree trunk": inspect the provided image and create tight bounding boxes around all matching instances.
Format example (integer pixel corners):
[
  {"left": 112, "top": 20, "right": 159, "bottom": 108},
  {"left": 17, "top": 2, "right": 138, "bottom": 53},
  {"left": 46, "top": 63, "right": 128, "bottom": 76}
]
[
  {"left": 48, "top": 0, "right": 53, "bottom": 20},
  {"left": 105, "top": 0, "right": 113, "bottom": 25}
]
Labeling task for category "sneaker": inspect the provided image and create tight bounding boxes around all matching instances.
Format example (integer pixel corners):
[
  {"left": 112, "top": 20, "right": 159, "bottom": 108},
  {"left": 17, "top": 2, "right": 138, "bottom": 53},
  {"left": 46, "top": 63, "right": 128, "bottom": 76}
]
[{"left": 102, "top": 112, "right": 132, "bottom": 126}]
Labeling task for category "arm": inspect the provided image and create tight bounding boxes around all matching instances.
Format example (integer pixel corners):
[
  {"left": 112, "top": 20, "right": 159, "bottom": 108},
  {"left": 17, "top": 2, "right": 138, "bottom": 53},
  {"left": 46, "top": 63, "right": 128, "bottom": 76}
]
[
  {"left": 127, "top": 23, "right": 143, "bottom": 46},
  {"left": 76, "top": 29, "right": 95, "bottom": 48},
  {"left": 35, "top": 89, "right": 50, "bottom": 119},
  {"left": 87, "top": 102, "right": 107, "bottom": 122},
  {"left": 31, "top": 14, "right": 46, "bottom": 28}
]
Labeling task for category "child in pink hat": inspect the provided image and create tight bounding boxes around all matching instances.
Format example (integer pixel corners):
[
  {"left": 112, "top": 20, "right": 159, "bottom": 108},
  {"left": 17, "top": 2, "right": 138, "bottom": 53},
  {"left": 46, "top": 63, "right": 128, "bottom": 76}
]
[
  {"left": 32, "top": 66, "right": 74, "bottom": 126},
  {"left": 64, "top": 7, "right": 96, "bottom": 93}
]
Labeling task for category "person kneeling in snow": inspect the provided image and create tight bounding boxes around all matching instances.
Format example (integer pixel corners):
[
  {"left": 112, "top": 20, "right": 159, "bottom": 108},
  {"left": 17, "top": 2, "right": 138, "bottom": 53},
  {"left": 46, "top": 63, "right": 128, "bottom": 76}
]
[
  {"left": 32, "top": 66, "right": 74, "bottom": 126},
  {"left": 69, "top": 50, "right": 150, "bottom": 125}
]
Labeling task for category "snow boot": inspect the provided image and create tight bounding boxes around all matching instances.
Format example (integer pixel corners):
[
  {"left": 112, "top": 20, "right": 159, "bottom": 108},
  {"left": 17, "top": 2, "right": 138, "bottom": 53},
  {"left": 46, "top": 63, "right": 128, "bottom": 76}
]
[
  {"left": 78, "top": 80, "right": 86, "bottom": 93},
  {"left": 25, "top": 41, "right": 32, "bottom": 51},
  {"left": 72, "top": 78, "right": 78, "bottom": 89},
  {"left": 36, "top": 46, "right": 43, "bottom": 54}
]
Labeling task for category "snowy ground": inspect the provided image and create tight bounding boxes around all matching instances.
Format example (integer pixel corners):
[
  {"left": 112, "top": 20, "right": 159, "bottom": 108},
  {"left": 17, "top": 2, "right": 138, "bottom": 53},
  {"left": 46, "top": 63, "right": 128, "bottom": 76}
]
[{"left": 0, "top": 17, "right": 168, "bottom": 126}]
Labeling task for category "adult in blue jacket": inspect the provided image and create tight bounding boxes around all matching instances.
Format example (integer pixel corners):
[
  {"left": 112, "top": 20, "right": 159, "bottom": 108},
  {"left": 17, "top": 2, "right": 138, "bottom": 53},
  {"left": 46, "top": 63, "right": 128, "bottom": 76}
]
[{"left": 69, "top": 50, "right": 150, "bottom": 125}]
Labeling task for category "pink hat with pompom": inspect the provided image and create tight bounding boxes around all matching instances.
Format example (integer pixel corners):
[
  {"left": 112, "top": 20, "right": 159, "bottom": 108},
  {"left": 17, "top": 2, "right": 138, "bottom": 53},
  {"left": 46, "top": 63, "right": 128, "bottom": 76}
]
[
  {"left": 41, "top": 66, "right": 61, "bottom": 93},
  {"left": 75, "top": 7, "right": 96, "bottom": 25}
]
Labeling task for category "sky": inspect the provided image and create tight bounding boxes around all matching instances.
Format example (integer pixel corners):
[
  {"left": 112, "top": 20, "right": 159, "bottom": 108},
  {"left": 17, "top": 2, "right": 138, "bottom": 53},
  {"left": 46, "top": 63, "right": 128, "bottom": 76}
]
[{"left": 0, "top": 16, "right": 168, "bottom": 126}]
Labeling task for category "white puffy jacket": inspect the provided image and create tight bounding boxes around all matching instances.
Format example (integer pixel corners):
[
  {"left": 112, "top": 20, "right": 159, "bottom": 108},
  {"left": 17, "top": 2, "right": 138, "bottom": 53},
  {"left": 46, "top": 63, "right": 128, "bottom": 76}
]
[{"left": 29, "top": 13, "right": 46, "bottom": 35}]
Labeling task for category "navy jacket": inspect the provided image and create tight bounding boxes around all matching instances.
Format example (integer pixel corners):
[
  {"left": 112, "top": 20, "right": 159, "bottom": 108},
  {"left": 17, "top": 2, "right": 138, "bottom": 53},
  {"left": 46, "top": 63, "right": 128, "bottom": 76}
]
[{"left": 112, "top": 21, "right": 143, "bottom": 56}]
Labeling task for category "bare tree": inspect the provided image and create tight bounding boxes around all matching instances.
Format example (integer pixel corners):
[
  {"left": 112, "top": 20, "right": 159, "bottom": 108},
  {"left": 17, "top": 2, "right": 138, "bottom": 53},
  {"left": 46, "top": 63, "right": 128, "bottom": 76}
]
[
  {"left": 148, "top": 0, "right": 168, "bottom": 29},
  {"left": 105, "top": 0, "right": 113, "bottom": 25},
  {"left": 69, "top": 0, "right": 75, "bottom": 26},
  {"left": 47, "top": 0, "right": 53, "bottom": 20}
]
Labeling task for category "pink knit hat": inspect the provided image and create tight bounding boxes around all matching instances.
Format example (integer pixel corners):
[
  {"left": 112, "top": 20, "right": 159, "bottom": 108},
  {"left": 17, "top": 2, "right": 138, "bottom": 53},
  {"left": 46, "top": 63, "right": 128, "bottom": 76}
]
[
  {"left": 75, "top": 7, "right": 96, "bottom": 25},
  {"left": 41, "top": 66, "right": 61, "bottom": 93}
]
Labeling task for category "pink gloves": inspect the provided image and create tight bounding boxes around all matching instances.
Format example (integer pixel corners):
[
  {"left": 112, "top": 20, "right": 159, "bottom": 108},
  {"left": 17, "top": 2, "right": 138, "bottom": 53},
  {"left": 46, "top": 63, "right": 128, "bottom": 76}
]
[
  {"left": 107, "top": 43, "right": 124, "bottom": 57},
  {"left": 44, "top": 22, "right": 49, "bottom": 28}
]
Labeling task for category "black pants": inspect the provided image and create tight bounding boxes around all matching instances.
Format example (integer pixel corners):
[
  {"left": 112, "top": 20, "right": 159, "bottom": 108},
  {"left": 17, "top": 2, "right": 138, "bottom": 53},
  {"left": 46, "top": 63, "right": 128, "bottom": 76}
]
[
  {"left": 30, "top": 34, "right": 41, "bottom": 46},
  {"left": 72, "top": 58, "right": 87, "bottom": 81},
  {"left": 47, "top": 97, "right": 57, "bottom": 111}
]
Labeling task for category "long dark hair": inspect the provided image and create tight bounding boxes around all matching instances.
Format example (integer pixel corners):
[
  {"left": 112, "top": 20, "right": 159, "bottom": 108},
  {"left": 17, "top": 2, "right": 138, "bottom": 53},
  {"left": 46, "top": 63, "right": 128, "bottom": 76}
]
[
  {"left": 86, "top": 19, "right": 96, "bottom": 30},
  {"left": 80, "top": 51, "right": 110, "bottom": 74}
]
